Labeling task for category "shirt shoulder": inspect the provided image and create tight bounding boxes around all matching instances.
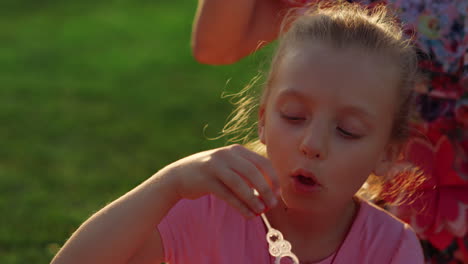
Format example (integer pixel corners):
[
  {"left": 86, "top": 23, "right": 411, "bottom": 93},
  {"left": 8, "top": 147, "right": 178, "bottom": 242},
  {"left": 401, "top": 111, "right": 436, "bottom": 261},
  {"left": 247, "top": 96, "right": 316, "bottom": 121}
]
[
  {"left": 335, "top": 199, "right": 424, "bottom": 264},
  {"left": 157, "top": 195, "right": 214, "bottom": 262}
]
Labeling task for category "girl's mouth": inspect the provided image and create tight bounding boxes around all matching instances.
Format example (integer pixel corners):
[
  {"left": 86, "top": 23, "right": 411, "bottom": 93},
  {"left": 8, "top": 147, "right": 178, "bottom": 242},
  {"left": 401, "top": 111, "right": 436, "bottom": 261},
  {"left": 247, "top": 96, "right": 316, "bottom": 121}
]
[
  {"left": 296, "top": 175, "right": 316, "bottom": 186},
  {"left": 291, "top": 169, "right": 322, "bottom": 193},
  {"left": 291, "top": 168, "right": 321, "bottom": 185}
]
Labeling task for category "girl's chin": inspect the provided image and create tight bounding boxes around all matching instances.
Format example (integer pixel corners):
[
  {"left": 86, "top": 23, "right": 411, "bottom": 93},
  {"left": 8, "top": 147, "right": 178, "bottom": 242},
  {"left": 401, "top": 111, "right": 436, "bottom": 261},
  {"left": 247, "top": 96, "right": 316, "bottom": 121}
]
[{"left": 278, "top": 189, "right": 324, "bottom": 213}]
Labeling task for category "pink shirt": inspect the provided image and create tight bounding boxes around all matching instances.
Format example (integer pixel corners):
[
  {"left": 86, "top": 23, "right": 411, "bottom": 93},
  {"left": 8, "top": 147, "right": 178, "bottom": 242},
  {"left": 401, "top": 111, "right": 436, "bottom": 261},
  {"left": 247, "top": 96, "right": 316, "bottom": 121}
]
[{"left": 158, "top": 195, "right": 424, "bottom": 263}]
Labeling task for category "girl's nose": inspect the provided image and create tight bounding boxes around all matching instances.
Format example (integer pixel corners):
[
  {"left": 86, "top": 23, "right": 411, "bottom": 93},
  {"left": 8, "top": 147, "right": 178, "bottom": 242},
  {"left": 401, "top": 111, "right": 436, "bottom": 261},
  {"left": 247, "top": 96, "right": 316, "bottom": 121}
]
[
  {"left": 300, "top": 147, "right": 324, "bottom": 159},
  {"left": 299, "top": 126, "right": 328, "bottom": 160}
]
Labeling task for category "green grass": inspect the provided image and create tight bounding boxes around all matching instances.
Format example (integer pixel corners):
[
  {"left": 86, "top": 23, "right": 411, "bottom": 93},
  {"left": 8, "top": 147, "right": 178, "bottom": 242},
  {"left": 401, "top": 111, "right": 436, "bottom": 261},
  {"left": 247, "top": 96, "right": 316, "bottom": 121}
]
[{"left": 0, "top": 1, "right": 273, "bottom": 263}]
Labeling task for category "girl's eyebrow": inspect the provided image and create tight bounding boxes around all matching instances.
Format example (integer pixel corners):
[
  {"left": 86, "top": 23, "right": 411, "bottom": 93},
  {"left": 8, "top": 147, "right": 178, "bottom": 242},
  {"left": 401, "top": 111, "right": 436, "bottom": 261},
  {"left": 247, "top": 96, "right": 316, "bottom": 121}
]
[
  {"left": 277, "top": 89, "right": 303, "bottom": 100},
  {"left": 277, "top": 88, "right": 376, "bottom": 125},
  {"left": 275, "top": 89, "right": 308, "bottom": 105},
  {"left": 339, "top": 105, "right": 376, "bottom": 123}
]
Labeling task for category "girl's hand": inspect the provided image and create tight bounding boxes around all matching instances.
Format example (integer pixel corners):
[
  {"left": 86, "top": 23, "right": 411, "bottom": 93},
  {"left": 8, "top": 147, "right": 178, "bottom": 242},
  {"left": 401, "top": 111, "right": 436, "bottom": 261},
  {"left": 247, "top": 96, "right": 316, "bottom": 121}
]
[{"left": 164, "top": 144, "right": 279, "bottom": 218}]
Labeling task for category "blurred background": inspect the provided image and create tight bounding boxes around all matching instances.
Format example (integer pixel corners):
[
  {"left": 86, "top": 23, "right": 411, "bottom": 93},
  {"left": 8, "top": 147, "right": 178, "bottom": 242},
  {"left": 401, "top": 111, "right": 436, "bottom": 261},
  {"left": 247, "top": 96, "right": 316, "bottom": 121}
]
[{"left": 0, "top": 0, "right": 272, "bottom": 262}]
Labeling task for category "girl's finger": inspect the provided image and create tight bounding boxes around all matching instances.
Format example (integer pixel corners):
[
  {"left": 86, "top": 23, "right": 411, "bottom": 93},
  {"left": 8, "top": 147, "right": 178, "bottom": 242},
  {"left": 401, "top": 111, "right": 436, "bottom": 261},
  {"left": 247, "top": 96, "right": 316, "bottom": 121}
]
[
  {"left": 210, "top": 178, "right": 257, "bottom": 219},
  {"left": 238, "top": 146, "right": 280, "bottom": 192},
  {"left": 231, "top": 146, "right": 279, "bottom": 208},
  {"left": 217, "top": 167, "right": 267, "bottom": 215},
  {"left": 230, "top": 155, "right": 278, "bottom": 210}
]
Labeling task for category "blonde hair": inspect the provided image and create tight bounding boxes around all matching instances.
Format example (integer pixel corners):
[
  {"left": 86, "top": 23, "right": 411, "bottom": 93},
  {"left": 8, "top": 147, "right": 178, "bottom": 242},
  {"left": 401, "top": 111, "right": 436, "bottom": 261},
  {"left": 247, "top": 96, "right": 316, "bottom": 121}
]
[{"left": 220, "top": 1, "right": 424, "bottom": 202}]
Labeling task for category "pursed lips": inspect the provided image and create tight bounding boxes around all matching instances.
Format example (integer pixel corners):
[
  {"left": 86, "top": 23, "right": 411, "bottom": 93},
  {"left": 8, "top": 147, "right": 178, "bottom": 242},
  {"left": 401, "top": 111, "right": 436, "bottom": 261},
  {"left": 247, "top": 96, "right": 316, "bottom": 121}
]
[{"left": 291, "top": 168, "right": 322, "bottom": 186}]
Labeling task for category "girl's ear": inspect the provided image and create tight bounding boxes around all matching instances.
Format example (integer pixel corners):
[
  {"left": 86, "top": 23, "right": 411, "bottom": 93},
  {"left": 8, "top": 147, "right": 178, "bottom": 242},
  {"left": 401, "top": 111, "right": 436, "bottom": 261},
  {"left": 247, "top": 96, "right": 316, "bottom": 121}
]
[
  {"left": 373, "top": 143, "right": 401, "bottom": 177},
  {"left": 258, "top": 105, "right": 266, "bottom": 144}
]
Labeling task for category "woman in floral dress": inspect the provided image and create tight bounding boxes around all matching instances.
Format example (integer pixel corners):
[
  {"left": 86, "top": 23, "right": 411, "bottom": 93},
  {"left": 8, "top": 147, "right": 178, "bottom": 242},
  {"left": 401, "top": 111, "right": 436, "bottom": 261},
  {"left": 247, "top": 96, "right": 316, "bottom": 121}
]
[{"left": 192, "top": 0, "right": 468, "bottom": 262}]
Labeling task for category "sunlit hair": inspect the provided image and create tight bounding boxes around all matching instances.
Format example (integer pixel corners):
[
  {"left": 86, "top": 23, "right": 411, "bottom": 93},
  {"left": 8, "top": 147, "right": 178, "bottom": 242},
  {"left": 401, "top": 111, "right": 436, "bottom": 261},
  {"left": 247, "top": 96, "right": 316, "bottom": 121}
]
[{"left": 219, "top": 1, "right": 425, "bottom": 203}]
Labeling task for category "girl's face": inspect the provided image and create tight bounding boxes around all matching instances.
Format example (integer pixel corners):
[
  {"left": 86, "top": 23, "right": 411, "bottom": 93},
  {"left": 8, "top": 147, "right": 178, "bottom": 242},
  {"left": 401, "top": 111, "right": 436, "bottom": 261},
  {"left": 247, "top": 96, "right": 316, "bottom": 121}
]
[{"left": 259, "top": 41, "right": 400, "bottom": 213}]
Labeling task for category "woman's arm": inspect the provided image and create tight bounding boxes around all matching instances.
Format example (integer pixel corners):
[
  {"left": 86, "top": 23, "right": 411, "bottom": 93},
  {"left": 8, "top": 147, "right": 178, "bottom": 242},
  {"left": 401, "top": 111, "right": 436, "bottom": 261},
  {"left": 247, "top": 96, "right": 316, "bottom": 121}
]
[
  {"left": 192, "top": 0, "right": 288, "bottom": 65},
  {"left": 50, "top": 168, "right": 180, "bottom": 264}
]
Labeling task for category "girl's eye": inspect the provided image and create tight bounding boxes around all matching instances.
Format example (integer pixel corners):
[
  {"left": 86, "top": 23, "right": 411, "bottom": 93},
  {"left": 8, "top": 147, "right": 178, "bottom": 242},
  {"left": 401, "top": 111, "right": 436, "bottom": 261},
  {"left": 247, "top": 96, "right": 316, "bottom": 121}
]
[
  {"left": 337, "top": 127, "right": 361, "bottom": 139},
  {"left": 281, "top": 114, "right": 305, "bottom": 122}
]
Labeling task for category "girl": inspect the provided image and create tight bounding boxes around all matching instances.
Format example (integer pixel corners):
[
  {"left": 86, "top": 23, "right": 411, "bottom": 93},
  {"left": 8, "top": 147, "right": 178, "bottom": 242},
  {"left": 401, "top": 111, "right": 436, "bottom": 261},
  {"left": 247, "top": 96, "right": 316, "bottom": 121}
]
[
  {"left": 193, "top": 0, "right": 468, "bottom": 262},
  {"left": 51, "top": 3, "right": 424, "bottom": 263}
]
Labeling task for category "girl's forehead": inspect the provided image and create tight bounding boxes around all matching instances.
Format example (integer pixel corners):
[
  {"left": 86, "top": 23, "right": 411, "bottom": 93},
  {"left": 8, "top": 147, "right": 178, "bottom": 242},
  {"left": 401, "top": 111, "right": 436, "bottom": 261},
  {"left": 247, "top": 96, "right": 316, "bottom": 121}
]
[
  {"left": 280, "top": 41, "right": 393, "bottom": 74},
  {"left": 268, "top": 42, "right": 399, "bottom": 117},
  {"left": 274, "top": 41, "right": 399, "bottom": 94}
]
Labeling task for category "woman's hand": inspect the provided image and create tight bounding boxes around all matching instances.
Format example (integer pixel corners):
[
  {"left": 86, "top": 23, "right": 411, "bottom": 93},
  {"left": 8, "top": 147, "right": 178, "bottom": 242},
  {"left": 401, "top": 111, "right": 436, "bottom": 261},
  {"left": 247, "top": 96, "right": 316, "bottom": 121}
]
[
  {"left": 165, "top": 144, "right": 280, "bottom": 218},
  {"left": 192, "top": 0, "right": 288, "bottom": 64}
]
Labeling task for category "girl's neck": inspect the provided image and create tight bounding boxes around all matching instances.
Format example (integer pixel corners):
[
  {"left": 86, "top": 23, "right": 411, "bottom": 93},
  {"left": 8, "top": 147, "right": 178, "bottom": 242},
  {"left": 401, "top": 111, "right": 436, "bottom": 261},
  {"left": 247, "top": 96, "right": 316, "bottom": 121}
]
[{"left": 265, "top": 197, "right": 360, "bottom": 258}]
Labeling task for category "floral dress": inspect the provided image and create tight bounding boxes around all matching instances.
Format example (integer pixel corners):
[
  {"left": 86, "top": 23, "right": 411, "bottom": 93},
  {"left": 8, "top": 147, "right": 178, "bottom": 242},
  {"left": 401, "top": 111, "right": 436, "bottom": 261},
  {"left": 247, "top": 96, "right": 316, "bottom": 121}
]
[{"left": 281, "top": 0, "right": 468, "bottom": 263}]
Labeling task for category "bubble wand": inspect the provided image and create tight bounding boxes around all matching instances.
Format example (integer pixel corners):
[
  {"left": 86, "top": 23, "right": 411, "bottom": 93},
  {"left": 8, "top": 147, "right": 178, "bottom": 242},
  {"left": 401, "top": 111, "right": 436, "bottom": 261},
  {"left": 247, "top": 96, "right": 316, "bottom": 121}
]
[{"left": 255, "top": 190, "right": 299, "bottom": 264}]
